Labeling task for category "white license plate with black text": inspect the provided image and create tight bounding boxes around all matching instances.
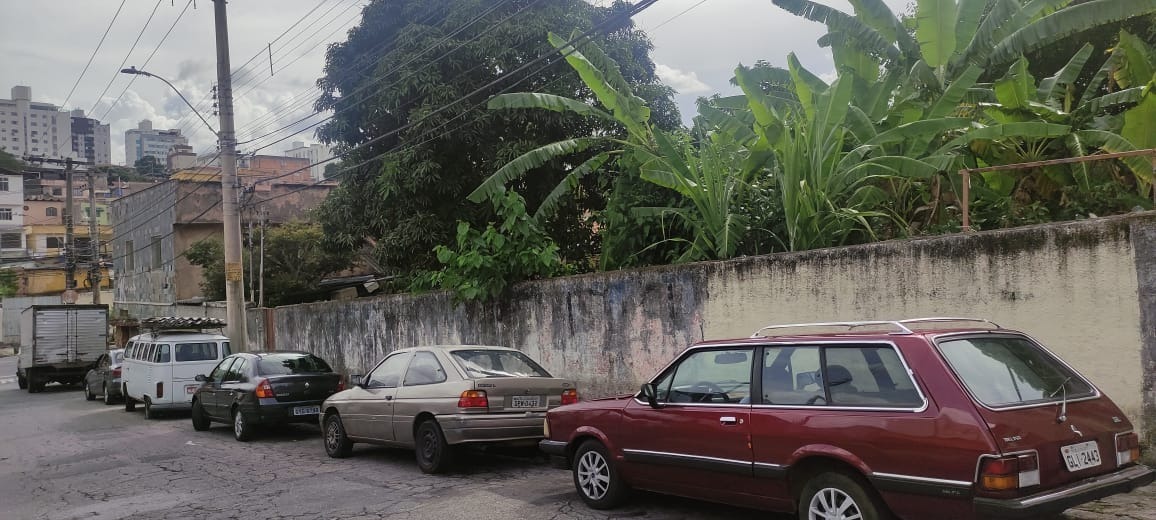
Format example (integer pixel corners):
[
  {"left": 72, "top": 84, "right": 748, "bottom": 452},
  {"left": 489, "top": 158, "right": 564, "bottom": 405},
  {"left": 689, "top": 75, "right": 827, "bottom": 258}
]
[
  {"left": 511, "top": 396, "right": 540, "bottom": 408},
  {"left": 293, "top": 405, "right": 320, "bottom": 416},
  {"left": 1061, "top": 440, "right": 1102, "bottom": 472}
]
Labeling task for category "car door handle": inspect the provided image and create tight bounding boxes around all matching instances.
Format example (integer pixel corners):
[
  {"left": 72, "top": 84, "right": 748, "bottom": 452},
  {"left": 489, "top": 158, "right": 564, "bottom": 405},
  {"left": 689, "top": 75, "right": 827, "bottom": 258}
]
[
  {"left": 385, "top": 395, "right": 393, "bottom": 401},
  {"left": 720, "top": 416, "right": 738, "bottom": 425}
]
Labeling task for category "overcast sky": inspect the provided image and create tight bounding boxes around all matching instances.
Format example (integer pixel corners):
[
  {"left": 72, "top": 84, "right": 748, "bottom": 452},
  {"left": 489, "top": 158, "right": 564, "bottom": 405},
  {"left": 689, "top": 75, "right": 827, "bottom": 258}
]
[{"left": 0, "top": 0, "right": 909, "bottom": 166}]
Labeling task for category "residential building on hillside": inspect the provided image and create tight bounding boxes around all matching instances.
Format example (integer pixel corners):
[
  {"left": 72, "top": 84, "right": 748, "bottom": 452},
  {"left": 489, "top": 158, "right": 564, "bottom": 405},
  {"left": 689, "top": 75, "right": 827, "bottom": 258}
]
[
  {"left": 0, "top": 86, "right": 77, "bottom": 160},
  {"left": 0, "top": 168, "right": 25, "bottom": 258},
  {"left": 110, "top": 178, "right": 332, "bottom": 309},
  {"left": 284, "top": 141, "right": 333, "bottom": 180},
  {"left": 124, "top": 120, "right": 187, "bottom": 165},
  {"left": 170, "top": 154, "right": 314, "bottom": 185},
  {"left": 166, "top": 144, "right": 196, "bottom": 172},
  {"left": 70, "top": 110, "right": 112, "bottom": 165}
]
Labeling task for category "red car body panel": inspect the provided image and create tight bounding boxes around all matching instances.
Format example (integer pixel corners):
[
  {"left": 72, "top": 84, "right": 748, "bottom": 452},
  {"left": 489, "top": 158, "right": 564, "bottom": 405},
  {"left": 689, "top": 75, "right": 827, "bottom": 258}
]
[{"left": 542, "top": 325, "right": 1154, "bottom": 519}]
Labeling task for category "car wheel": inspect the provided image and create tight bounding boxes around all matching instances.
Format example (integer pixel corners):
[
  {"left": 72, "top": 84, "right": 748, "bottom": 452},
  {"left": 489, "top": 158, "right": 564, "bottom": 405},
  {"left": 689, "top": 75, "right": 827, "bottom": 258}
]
[
  {"left": 798, "top": 471, "right": 890, "bottom": 520},
  {"left": 323, "top": 413, "right": 353, "bottom": 458},
  {"left": 414, "top": 420, "right": 453, "bottom": 474},
  {"left": 17, "top": 374, "right": 27, "bottom": 390},
  {"left": 233, "top": 408, "right": 254, "bottom": 442},
  {"left": 84, "top": 383, "right": 95, "bottom": 401},
  {"left": 572, "top": 440, "right": 628, "bottom": 509},
  {"left": 29, "top": 374, "right": 45, "bottom": 393},
  {"left": 191, "top": 399, "right": 211, "bottom": 431},
  {"left": 123, "top": 386, "right": 136, "bottom": 411},
  {"left": 103, "top": 384, "right": 115, "bottom": 405},
  {"left": 143, "top": 398, "right": 157, "bottom": 420}
]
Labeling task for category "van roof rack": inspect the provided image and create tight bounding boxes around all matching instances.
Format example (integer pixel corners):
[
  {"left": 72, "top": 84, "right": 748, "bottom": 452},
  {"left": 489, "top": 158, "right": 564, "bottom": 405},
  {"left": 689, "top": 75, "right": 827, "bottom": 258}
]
[
  {"left": 750, "top": 317, "right": 1001, "bottom": 338},
  {"left": 140, "top": 316, "right": 226, "bottom": 332}
]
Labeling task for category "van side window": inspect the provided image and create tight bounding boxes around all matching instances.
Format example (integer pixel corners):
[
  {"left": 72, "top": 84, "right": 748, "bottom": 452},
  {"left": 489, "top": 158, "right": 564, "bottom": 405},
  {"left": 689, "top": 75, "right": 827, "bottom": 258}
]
[
  {"left": 157, "top": 344, "right": 171, "bottom": 363},
  {"left": 145, "top": 344, "right": 157, "bottom": 362},
  {"left": 175, "top": 342, "right": 218, "bottom": 362}
]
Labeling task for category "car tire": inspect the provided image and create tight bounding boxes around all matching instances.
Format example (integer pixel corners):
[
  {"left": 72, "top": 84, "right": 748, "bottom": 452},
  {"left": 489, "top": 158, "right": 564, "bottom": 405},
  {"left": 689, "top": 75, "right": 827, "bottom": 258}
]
[
  {"left": 798, "top": 471, "right": 890, "bottom": 520},
  {"left": 143, "top": 398, "right": 157, "bottom": 420},
  {"left": 124, "top": 388, "right": 136, "bottom": 412},
  {"left": 572, "top": 440, "right": 628, "bottom": 509},
  {"left": 233, "top": 408, "right": 254, "bottom": 442},
  {"left": 323, "top": 413, "right": 353, "bottom": 458},
  {"left": 191, "top": 399, "right": 211, "bottom": 431},
  {"left": 29, "top": 374, "right": 45, "bottom": 393},
  {"left": 84, "top": 382, "right": 95, "bottom": 401},
  {"left": 103, "top": 384, "right": 115, "bottom": 405},
  {"left": 414, "top": 419, "right": 453, "bottom": 474},
  {"left": 17, "top": 374, "right": 27, "bottom": 390}
]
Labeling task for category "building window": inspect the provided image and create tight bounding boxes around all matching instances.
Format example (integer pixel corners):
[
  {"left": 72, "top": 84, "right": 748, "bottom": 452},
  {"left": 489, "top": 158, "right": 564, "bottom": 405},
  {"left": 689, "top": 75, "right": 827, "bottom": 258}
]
[
  {"left": 52, "top": 188, "right": 61, "bottom": 196},
  {"left": 151, "top": 236, "right": 162, "bottom": 268},
  {"left": 0, "top": 208, "right": 11, "bottom": 220},
  {"left": 125, "top": 240, "right": 134, "bottom": 270},
  {"left": 0, "top": 177, "right": 8, "bottom": 191},
  {"left": 46, "top": 237, "right": 62, "bottom": 249},
  {"left": 0, "top": 233, "right": 20, "bottom": 249},
  {"left": 45, "top": 207, "right": 57, "bottom": 217}
]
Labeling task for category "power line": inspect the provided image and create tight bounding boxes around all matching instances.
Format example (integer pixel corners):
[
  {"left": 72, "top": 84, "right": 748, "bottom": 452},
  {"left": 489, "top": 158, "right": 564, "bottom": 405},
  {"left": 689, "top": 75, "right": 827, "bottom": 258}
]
[
  {"left": 228, "top": 0, "right": 337, "bottom": 89},
  {"left": 648, "top": 0, "right": 708, "bottom": 32},
  {"left": 228, "top": 0, "right": 351, "bottom": 91},
  {"left": 98, "top": 0, "right": 195, "bottom": 122},
  {"left": 88, "top": 0, "right": 165, "bottom": 116},
  {"left": 61, "top": 0, "right": 128, "bottom": 112}
]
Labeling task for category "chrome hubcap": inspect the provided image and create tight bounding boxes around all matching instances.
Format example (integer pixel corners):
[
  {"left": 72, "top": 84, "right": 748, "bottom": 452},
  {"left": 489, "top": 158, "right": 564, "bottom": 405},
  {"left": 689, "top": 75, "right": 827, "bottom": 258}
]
[
  {"left": 576, "top": 451, "right": 610, "bottom": 500},
  {"left": 808, "top": 487, "right": 862, "bottom": 520},
  {"left": 234, "top": 413, "right": 243, "bottom": 436}
]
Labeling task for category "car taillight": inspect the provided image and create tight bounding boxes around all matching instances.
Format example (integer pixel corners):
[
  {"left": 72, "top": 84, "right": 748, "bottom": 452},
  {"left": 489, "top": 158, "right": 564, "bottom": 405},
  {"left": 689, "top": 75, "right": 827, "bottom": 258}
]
[
  {"left": 112, "top": 368, "right": 121, "bottom": 378},
  {"left": 979, "top": 453, "right": 1040, "bottom": 491},
  {"left": 1117, "top": 432, "right": 1141, "bottom": 466},
  {"left": 336, "top": 378, "right": 345, "bottom": 392},
  {"left": 458, "top": 390, "right": 488, "bottom": 409},
  {"left": 156, "top": 382, "right": 163, "bottom": 399},
  {"left": 561, "top": 388, "right": 579, "bottom": 405},
  {"left": 254, "top": 379, "right": 275, "bottom": 399}
]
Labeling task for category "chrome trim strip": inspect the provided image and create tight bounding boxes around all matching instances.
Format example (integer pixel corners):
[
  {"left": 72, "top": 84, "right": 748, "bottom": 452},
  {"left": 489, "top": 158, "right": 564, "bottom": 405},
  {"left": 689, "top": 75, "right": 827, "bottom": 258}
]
[
  {"left": 754, "top": 461, "right": 785, "bottom": 470},
  {"left": 872, "top": 472, "right": 972, "bottom": 488},
  {"left": 1017, "top": 465, "right": 1153, "bottom": 507},
  {"left": 622, "top": 448, "right": 749, "bottom": 467},
  {"left": 931, "top": 331, "right": 1102, "bottom": 412}
]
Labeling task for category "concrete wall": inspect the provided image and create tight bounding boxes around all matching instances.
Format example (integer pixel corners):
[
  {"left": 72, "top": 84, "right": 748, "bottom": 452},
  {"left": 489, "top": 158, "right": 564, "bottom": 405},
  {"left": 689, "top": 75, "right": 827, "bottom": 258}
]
[{"left": 247, "top": 214, "right": 1156, "bottom": 445}]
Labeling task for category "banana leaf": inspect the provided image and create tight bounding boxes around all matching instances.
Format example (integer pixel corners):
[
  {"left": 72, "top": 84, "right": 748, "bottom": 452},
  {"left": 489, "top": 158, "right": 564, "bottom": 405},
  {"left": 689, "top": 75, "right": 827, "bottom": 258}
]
[
  {"left": 1037, "top": 43, "right": 1094, "bottom": 101},
  {"left": 916, "top": 0, "right": 958, "bottom": 68},
  {"left": 986, "top": 0, "right": 1156, "bottom": 68},
  {"left": 533, "top": 152, "right": 611, "bottom": 221},
  {"left": 488, "top": 93, "right": 615, "bottom": 122},
  {"left": 468, "top": 137, "right": 608, "bottom": 203}
]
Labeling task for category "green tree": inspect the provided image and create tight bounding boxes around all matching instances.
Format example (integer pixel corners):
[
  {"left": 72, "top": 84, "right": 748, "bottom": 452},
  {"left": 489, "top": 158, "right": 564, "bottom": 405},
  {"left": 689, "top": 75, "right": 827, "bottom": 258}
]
[
  {"left": 133, "top": 156, "right": 165, "bottom": 177},
  {"left": 313, "top": 0, "right": 678, "bottom": 279},
  {"left": 96, "top": 164, "right": 151, "bottom": 182},
  {"left": 0, "top": 269, "right": 18, "bottom": 298},
  {"left": 322, "top": 162, "right": 342, "bottom": 179},
  {"left": 260, "top": 222, "right": 353, "bottom": 307},
  {"left": 185, "top": 239, "right": 226, "bottom": 301},
  {"left": 0, "top": 148, "right": 23, "bottom": 172}
]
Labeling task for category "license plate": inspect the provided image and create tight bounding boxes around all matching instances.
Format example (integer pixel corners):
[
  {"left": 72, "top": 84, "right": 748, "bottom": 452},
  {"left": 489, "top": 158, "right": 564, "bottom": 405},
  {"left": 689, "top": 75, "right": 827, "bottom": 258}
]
[
  {"left": 293, "top": 405, "right": 320, "bottom": 416},
  {"left": 511, "top": 396, "right": 540, "bottom": 408},
  {"left": 1061, "top": 440, "right": 1102, "bottom": 472},
  {"left": 185, "top": 385, "right": 198, "bottom": 395}
]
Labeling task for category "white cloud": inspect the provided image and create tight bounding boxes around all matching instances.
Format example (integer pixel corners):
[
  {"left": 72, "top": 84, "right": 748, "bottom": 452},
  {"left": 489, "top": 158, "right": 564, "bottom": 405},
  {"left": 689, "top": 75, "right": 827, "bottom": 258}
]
[{"left": 655, "top": 64, "right": 712, "bottom": 94}]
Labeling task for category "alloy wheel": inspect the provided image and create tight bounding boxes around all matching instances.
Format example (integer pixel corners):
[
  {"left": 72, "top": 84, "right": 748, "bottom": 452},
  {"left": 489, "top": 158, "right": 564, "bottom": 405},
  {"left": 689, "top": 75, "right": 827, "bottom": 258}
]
[
  {"left": 234, "top": 412, "right": 244, "bottom": 437},
  {"left": 326, "top": 421, "right": 340, "bottom": 451},
  {"left": 807, "top": 487, "right": 863, "bottom": 520},
  {"left": 576, "top": 450, "right": 610, "bottom": 500}
]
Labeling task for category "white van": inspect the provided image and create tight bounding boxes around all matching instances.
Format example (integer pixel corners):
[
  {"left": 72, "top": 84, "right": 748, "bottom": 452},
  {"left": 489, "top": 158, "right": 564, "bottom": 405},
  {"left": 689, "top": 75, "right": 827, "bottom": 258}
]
[{"left": 121, "top": 329, "right": 230, "bottom": 419}]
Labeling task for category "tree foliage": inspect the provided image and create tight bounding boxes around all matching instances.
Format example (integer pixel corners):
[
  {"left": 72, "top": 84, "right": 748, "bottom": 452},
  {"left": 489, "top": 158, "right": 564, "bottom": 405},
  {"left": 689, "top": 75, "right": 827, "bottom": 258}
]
[
  {"left": 313, "top": 0, "right": 677, "bottom": 279},
  {"left": 133, "top": 156, "right": 165, "bottom": 177},
  {"left": 0, "top": 148, "right": 23, "bottom": 172}
]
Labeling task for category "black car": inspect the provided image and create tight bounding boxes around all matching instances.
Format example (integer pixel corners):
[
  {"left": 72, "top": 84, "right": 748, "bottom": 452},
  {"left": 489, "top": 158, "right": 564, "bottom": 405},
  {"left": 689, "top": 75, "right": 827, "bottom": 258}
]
[
  {"left": 83, "top": 349, "right": 125, "bottom": 405},
  {"left": 190, "top": 351, "right": 342, "bottom": 442}
]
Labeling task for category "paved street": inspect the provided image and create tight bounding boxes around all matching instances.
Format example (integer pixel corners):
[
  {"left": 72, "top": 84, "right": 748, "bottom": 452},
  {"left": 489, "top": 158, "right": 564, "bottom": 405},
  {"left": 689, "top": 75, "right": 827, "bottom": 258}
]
[{"left": 2, "top": 355, "right": 1154, "bottom": 520}]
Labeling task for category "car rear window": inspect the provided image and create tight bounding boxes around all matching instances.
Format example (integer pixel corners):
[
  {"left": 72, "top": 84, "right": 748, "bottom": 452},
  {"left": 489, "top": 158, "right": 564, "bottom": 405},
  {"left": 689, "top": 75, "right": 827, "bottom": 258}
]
[
  {"left": 175, "top": 342, "right": 218, "bottom": 362},
  {"left": 112, "top": 352, "right": 123, "bottom": 364},
  {"left": 257, "top": 353, "right": 332, "bottom": 375},
  {"left": 451, "top": 349, "right": 551, "bottom": 378},
  {"left": 938, "top": 336, "right": 1095, "bottom": 408}
]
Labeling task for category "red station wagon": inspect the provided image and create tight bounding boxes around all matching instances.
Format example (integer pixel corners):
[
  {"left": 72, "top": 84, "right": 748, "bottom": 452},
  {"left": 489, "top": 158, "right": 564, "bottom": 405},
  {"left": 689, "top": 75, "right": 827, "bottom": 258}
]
[{"left": 539, "top": 318, "right": 1154, "bottom": 519}]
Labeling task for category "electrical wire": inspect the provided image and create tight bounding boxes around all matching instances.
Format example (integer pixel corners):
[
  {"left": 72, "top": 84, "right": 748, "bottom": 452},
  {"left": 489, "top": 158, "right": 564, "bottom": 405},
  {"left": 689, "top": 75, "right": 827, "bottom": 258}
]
[
  {"left": 648, "top": 0, "right": 708, "bottom": 32},
  {"left": 88, "top": 0, "right": 165, "bottom": 116},
  {"left": 61, "top": 0, "right": 128, "bottom": 112},
  {"left": 98, "top": 0, "right": 195, "bottom": 122}
]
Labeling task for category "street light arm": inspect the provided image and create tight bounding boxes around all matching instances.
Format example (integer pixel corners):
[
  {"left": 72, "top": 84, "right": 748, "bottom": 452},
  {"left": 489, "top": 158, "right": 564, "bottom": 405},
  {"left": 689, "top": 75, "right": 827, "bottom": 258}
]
[{"left": 120, "top": 66, "right": 219, "bottom": 137}]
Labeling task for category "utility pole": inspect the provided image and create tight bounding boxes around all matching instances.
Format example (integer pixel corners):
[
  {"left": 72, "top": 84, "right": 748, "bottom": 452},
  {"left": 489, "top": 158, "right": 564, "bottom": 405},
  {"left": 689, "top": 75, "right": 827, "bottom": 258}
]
[
  {"left": 213, "top": 0, "right": 247, "bottom": 350},
  {"left": 258, "top": 206, "right": 266, "bottom": 308},
  {"left": 64, "top": 158, "right": 76, "bottom": 297},
  {"left": 86, "top": 170, "right": 101, "bottom": 304}
]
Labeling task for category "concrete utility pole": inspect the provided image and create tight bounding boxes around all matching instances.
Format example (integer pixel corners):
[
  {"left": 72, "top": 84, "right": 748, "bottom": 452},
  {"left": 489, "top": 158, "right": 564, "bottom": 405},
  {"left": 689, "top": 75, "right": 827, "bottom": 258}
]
[
  {"left": 63, "top": 158, "right": 77, "bottom": 295},
  {"left": 86, "top": 170, "right": 101, "bottom": 304},
  {"left": 213, "top": 0, "right": 247, "bottom": 350}
]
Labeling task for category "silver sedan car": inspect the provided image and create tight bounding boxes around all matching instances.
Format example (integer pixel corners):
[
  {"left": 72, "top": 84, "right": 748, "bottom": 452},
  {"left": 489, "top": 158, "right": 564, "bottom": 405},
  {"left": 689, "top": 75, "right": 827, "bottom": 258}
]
[{"left": 320, "top": 345, "right": 577, "bottom": 473}]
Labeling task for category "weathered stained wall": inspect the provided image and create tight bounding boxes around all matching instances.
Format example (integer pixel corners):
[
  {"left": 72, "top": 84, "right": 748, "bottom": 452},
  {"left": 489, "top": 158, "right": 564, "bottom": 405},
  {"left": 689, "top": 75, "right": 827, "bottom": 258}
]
[{"left": 266, "top": 213, "right": 1156, "bottom": 442}]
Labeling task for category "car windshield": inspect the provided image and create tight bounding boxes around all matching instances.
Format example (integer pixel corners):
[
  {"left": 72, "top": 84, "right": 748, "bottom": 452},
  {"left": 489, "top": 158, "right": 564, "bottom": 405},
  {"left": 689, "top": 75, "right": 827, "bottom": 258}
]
[
  {"left": 257, "top": 353, "right": 332, "bottom": 375},
  {"left": 451, "top": 349, "right": 551, "bottom": 378},
  {"left": 938, "top": 336, "right": 1094, "bottom": 408}
]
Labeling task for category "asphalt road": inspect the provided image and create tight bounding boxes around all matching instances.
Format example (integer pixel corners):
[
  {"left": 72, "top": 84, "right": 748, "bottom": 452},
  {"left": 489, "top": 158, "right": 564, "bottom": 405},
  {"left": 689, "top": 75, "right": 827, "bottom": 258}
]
[{"left": 1, "top": 355, "right": 1152, "bottom": 520}]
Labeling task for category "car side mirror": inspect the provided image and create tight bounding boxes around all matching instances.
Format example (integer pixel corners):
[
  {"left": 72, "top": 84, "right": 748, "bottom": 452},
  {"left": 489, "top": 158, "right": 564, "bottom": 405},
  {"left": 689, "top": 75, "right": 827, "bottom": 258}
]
[
  {"left": 350, "top": 374, "right": 364, "bottom": 388},
  {"left": 195, "top": 374, "right": 210, "bottom": 382},
  {"left": 640, "top": 383, "right": 661, "bottom": 409}
]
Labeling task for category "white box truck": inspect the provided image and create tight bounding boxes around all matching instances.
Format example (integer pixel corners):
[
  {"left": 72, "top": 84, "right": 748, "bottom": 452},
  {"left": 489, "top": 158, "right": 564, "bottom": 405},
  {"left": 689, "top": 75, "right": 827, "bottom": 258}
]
[{"left": 16, "top": 305, "right": 109, "bottom": 393}]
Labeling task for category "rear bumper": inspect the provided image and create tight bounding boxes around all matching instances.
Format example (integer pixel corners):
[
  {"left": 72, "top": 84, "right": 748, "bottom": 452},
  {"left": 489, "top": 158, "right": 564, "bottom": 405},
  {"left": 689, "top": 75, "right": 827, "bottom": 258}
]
[
  {"left": 438, "top": 412, "right": 547, "bottom": 445},
  {"left": 246, "top": 400, "right": 325, "bottom": 425},
  {"left": 539, "top": 440, "right": 570, "bottom": 469},
  {"left": 974, "top": 464, "right": 1155, "bottom": 518}
]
